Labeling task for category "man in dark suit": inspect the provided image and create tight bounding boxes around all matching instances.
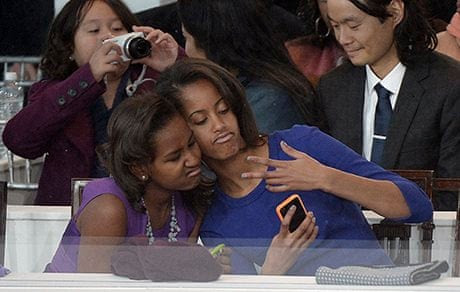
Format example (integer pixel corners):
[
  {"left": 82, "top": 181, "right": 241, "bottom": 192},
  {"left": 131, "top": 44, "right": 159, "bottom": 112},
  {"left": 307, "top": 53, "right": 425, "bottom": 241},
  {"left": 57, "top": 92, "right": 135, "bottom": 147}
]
[{"left": 318, "top": 0, "right": 460, "bottom": 210}]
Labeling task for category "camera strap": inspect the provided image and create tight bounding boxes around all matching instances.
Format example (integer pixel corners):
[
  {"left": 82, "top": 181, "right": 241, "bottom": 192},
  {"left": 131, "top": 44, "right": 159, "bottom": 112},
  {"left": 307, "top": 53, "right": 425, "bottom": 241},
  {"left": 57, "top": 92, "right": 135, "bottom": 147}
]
[{"left": 125, "top": 65, "right": 156, "bottom": 97}]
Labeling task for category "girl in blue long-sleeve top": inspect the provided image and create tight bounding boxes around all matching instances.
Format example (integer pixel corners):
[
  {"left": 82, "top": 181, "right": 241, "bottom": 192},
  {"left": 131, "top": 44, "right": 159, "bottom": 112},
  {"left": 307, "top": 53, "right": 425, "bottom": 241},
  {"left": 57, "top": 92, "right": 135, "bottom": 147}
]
[{"left": 155, "top": 58, "right": 433, "bottom": 276}]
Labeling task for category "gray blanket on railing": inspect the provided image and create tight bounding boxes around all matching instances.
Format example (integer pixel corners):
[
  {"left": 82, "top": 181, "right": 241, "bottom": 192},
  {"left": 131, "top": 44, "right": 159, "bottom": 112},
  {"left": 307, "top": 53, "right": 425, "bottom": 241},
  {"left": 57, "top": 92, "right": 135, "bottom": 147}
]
[{"left": 315, "top": 260, "right": 449, "bottom": 285}]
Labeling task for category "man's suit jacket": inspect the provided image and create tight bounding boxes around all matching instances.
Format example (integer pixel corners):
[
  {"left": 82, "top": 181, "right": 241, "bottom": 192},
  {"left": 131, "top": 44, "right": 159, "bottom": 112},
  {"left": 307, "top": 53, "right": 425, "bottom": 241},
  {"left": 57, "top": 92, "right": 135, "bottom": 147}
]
[{"left": 317, "top": 52, "right": 460, "bottom": 210}]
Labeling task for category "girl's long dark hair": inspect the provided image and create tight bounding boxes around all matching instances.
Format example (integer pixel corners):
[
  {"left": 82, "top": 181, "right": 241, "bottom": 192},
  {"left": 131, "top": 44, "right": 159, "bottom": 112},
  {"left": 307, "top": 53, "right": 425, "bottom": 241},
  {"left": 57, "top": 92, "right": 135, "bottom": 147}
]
[
  {"left": 155, "top": 58, "right": 264, "bottom": 149},
  {"left": 177, "top": 0, "right": 324, "bottom": 128}
]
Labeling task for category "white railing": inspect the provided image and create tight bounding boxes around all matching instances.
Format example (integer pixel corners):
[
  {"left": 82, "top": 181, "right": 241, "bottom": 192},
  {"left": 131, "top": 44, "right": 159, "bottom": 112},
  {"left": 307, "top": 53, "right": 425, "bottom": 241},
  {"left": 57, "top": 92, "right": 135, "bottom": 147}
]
[{"left": 0, "top": 56, "right": 42, "bottom": 190}]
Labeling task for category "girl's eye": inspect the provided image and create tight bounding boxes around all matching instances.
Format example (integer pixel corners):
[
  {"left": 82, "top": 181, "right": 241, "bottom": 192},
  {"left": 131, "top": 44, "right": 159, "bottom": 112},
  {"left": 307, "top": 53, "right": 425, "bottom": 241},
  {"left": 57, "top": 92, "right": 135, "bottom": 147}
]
[
  {"left": 113, "top": 27, "right": 124, "bottom": 32},
  {"left": 167, "top": 154, "right": 181, "bottom": 162},
  {"left": 194, "top": 118, "right": 207, "bottom": 125},
  {"left": 170, "top": 156, "right": 180, "bottom": 162},
  {"left": 88, "top": 29, "right": 99, "bottom": 33},
  {"left": 218, "top": 107, "right": 229, "bottom": 114}
]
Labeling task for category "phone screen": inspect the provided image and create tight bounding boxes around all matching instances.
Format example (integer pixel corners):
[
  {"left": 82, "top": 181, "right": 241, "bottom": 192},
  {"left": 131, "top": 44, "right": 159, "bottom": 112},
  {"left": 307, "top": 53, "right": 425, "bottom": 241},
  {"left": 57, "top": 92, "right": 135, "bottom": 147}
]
[{"left": 279, "top": 196, "right": 307, "bottom": 232}]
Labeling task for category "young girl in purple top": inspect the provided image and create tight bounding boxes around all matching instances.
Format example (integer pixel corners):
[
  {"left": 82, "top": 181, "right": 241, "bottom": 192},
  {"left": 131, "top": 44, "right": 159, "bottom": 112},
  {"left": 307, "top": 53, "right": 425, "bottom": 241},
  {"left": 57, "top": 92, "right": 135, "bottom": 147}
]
[
  {"left": 3, "top": 0, "right": 181, "bottom": 205},
  {"left": 46, "top": 92, "right": 212, "bottom": 272},
  {"left": 155, "top": 58, "right": 433, "bottom": 275}
]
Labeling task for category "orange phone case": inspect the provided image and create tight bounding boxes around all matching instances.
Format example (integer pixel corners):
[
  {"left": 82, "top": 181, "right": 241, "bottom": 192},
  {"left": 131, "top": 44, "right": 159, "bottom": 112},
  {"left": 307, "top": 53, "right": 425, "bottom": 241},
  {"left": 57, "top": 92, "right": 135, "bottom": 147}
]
[{"left": 275, "top": 194, "right": 308, "bottom": 222}]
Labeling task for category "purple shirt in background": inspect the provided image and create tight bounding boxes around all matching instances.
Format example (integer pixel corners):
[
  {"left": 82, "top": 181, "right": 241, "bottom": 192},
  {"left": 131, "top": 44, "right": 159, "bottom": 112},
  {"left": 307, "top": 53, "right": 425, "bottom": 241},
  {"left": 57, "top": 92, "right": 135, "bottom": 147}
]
[{"left": 45, "top": 177, "right": 196, "bottom": 272}]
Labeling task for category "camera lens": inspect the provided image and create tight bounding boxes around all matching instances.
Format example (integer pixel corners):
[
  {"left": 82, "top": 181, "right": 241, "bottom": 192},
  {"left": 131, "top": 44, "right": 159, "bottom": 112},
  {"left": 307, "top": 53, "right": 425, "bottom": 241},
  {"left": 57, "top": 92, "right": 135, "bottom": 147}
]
[{"left": 126, "top": 37, "right": 152, "bottom": 59}]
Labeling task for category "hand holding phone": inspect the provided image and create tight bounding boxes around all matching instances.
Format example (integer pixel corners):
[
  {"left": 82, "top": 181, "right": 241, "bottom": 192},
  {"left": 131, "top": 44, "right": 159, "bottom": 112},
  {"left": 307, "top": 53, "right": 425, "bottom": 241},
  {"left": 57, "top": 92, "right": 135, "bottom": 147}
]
[
  {"left": 276, "top": 194, "right": 308, "bottom": 232},
  {"left": 262, "top": 194, "right": 318, "bottom": 275}
]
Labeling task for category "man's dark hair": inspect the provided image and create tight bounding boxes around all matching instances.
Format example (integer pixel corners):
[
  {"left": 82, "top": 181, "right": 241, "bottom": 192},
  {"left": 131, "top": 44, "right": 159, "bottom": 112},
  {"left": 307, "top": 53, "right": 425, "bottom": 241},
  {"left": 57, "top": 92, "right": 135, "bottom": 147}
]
[{"left": 348, "top": 0, "right": 437, "bottom": 65}]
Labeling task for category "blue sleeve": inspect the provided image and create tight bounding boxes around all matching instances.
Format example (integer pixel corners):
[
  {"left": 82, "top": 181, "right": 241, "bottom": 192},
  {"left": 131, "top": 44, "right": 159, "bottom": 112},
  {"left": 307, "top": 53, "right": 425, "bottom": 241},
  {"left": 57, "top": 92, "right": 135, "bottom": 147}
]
[{"left": 278, "top": 125, "right": 433, "bottom": 223}]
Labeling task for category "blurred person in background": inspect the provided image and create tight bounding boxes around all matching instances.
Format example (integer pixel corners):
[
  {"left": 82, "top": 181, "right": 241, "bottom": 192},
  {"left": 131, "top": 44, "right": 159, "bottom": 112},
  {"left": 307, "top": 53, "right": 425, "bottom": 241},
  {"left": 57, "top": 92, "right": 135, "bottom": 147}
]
[
  {"left": 177, "top": 0, "right": 324, "bottom": 134},
  {"left": 435, "top": 1, "right": 460, "bottom": 61},
  {"left": 286, "top": 0, "right": 346, "bottom": 85}
]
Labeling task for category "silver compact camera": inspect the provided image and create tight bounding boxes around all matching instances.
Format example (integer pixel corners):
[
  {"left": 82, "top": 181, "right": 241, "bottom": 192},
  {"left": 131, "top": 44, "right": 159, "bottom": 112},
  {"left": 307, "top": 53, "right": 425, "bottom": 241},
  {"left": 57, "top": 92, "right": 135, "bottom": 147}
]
[{"left": 104, "top": 32, "right": 152, "bottom": 61}]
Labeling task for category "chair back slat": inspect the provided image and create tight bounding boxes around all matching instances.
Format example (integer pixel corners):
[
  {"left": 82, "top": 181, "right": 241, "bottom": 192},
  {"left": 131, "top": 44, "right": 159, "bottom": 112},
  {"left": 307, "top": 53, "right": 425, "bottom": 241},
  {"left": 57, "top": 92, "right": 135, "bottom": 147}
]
[
  {"left": 432, "top": 178, "right": 460, "bottom": 277},
  {"left": 372, "top": 169, "right": 434, "bottom": 265},
  {"left": 0, "top": 181, "right": 7, "bottom": 265},
  {"left": 70, "top": 178, "right": 94, "bottom": 217}
]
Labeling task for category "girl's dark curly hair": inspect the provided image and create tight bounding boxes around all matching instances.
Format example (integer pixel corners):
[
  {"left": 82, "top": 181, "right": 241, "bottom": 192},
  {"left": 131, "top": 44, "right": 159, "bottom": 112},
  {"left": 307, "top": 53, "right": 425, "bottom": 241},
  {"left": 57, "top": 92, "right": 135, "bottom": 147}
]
[
  {"left": 348, "top": 0, "right": 437, "bottom": 65},
  {"left": 40, "top": 0, "right": 140, "bottom": 80},
  {"left": 177, "top": 0, "right": 324, "bottom": 129},
  {"left": 98, "top": 91, "right": 213, "bottom": 216}
]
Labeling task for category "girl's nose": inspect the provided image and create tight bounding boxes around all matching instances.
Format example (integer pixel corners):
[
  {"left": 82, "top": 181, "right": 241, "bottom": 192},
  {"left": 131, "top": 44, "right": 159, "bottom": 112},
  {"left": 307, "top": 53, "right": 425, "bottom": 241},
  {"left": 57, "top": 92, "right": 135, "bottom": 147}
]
[
  {"left": 212, "top": 116, "right": 225, "bottom": 132},
  {"left": 185, "top": 150, "right": 200, "bottom": 168},
  {"left": 100, "top": 33, "right": 115, "bottom": 43}
]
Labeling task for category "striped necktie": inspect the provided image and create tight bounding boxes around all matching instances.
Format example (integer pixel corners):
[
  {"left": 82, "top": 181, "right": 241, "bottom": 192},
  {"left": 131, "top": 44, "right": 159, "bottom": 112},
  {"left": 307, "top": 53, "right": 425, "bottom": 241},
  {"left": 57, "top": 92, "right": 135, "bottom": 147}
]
[{"left": 371, "top": 83, "right": 393, "bottom": 165}]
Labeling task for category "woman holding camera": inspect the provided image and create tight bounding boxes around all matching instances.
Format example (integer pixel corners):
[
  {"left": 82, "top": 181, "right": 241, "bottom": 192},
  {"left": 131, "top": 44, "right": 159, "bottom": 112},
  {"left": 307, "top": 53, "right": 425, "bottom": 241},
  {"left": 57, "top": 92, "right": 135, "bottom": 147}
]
[
  {"left": 3, "top": 0, "right": 180, "bottom": 205},
  {"left": 155, "top": 58, "right": 433, "bottom": 275}
]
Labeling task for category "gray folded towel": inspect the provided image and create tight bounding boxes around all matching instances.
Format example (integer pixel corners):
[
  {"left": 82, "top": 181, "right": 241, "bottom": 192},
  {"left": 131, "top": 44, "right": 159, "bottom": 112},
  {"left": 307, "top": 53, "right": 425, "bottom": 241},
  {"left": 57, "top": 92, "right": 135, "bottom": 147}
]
[
  {"left": 315, "top": 260, "right": 449, "bottom": 285},
  {"left": 111, "top": 235, "right": 222, "bottom": 282}
]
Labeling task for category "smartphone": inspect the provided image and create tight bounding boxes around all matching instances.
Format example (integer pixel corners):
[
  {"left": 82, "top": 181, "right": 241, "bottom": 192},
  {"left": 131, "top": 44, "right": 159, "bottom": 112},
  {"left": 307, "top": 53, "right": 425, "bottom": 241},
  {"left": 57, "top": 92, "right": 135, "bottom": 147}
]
[{"left": 276, "top": 194, "right": 308, "bottom": 232}]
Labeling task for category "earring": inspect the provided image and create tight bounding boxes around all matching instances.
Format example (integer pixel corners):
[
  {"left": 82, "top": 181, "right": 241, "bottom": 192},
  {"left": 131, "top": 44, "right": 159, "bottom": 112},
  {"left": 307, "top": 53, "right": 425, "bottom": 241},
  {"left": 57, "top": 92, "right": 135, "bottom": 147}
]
[
  {"left": 315, "top": 17, "right": 331, "bottom": 39},
  {"left": 141, "top": 175, "right": 148, "bottom": 181},
  {"left": 69, "top": 55, "right": 74, "bottom": 61}
]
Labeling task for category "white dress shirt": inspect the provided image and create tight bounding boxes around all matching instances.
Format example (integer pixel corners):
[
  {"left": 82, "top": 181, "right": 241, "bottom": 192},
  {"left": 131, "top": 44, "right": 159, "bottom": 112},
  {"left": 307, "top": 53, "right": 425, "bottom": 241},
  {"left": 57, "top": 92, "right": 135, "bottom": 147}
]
[{"left": 362, "top": 63, "right": 407, "bottom": 161}]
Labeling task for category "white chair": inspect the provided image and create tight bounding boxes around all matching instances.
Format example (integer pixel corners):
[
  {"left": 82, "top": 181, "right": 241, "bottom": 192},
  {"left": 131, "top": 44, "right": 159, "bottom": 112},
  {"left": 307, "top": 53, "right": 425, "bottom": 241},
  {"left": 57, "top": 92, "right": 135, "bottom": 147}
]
[{"left": 70, "top": 178, "right": 93, "bottom": 217}]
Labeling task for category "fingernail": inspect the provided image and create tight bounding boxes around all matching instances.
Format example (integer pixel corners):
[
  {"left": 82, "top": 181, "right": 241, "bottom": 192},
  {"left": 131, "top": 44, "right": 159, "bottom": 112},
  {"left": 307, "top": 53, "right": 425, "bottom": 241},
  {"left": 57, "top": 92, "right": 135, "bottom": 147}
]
[
  {"left": 289, "top": 205, "right": 296, "bottom": 211},
  {"left": 280, "top": 140, "right": 287, "bottom": 147},
  {"left": 246, "top": 156, "right": 253, "bottom": 161},
  {"left": 241, "top": 173, "right": 248, "bottom": 178},
  {"left": 312, "top": 216, "right": 316, "bottom": 223}
]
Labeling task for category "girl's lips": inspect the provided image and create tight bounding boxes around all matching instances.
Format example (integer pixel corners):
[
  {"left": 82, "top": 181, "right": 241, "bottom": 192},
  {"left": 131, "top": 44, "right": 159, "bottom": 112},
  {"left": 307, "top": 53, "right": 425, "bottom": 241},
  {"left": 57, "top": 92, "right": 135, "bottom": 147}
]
[
  {"left": 187, "top": 167, "right": 201, "bottom": 177},
  {"left": 214, "top": 132, "right": 233, "bottom": 144}
]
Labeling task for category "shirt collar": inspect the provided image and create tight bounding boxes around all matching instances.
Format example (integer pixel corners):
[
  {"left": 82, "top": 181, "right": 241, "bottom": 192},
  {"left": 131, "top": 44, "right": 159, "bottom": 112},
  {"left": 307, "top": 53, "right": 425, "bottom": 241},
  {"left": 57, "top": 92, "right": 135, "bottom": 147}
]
[{"left": 365, "top": 62, "right": 407, "bottom": 95}]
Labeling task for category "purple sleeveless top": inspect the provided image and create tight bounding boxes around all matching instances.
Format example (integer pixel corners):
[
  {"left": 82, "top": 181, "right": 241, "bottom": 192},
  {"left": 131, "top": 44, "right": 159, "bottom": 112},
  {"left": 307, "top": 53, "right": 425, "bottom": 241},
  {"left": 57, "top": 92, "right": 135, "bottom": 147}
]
[{"left": 45, "top": 177, "right": 196, "bottom": 272}]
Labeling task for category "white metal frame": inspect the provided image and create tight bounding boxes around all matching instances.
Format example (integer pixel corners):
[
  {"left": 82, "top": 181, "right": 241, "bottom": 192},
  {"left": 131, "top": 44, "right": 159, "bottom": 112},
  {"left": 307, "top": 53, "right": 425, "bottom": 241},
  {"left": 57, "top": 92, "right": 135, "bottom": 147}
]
[{"left": 0, "top": 56, "right": 42, "bottom": 190}]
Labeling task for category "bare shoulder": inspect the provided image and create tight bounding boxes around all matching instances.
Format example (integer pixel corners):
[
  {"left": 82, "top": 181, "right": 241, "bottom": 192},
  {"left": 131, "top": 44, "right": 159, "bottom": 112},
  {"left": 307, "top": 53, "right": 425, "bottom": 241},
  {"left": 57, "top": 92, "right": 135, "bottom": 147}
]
[{"left": 77, "top": 193, "right": 128, "bottom": 237}]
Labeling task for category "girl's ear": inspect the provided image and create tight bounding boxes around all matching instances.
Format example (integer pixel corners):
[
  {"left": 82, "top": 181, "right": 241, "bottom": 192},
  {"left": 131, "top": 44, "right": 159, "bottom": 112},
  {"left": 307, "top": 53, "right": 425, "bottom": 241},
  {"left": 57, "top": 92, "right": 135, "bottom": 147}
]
[{"left": 129, "top": 164, "right": 149, "bottom": 181}]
